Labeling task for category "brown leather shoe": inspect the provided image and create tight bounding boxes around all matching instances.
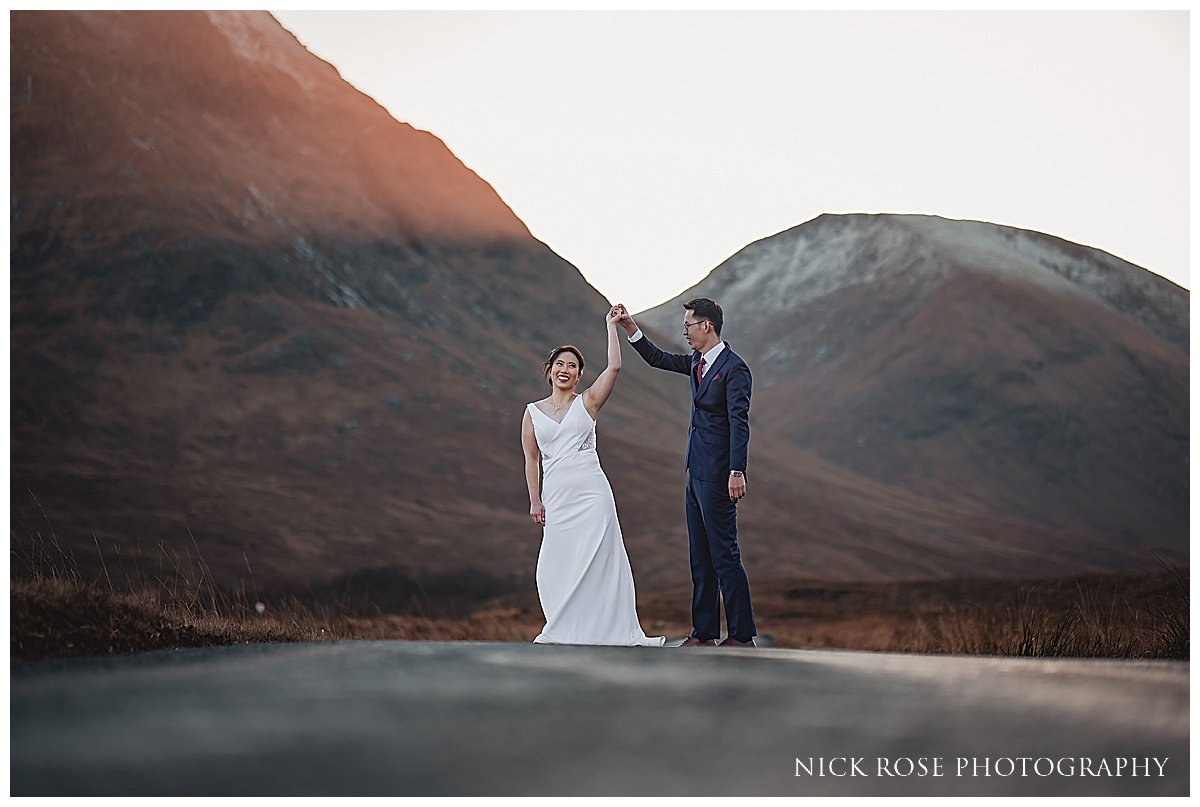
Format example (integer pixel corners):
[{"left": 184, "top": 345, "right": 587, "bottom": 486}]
[
  {"left": 678, "top": 636, "right": 718, "bottom": 647},
  {"left": 718, "top": 637, "right": 756, "bottom": 648}
]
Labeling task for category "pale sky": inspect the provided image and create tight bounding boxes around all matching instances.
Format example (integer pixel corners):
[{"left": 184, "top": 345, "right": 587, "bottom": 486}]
[{"left": 271, "top": 10, "right": 1189, "bottom": 313}]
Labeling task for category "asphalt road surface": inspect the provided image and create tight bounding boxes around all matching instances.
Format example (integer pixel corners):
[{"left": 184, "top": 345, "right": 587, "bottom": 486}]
[{"left": 10, "top": 641, "right": 1188, "bottom": 796}]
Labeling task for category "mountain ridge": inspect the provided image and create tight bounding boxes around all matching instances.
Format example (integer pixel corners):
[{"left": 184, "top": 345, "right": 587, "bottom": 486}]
[{"left": 652, "top": 213, "right": 1185, "bottom": 351}]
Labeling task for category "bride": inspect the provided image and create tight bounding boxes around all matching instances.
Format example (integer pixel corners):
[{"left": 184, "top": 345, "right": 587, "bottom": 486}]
[{"left": 521, "top": 306, "right": 665, "bottom": 646}]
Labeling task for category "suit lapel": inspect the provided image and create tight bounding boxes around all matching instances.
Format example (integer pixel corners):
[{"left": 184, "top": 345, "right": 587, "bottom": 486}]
[{"left": 694, "top": 343, "right": 733, "bottom": 401}]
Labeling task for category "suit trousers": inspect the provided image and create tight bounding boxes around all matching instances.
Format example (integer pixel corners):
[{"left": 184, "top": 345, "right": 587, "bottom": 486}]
[{"left": 685, "top": 474, "right": 757, "bottom": 641}]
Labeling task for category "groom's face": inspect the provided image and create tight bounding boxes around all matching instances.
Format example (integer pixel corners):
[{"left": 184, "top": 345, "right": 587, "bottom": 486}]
[{"left": 683, "top": 310, "right": 706, "bottom": 350}]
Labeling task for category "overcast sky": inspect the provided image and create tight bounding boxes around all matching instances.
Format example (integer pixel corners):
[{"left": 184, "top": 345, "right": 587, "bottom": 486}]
[{"left": 271, "top": 10, "right": 1189, "bottom": 313}]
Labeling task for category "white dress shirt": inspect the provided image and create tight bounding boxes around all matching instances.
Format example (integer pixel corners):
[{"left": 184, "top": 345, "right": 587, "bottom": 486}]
[{"left": 697, "top": 341, "right": 725, "bottom": 377}]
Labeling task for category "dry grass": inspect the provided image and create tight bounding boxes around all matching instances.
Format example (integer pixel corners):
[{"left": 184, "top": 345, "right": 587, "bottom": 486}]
[
  {"left": 10, "top": 518, "right": 1187, "bottom": 661},
  {"left": 8, "top": 575, "right": 555, "bottom": 661},
  {"left": 711, "top": 565, "right": 1189, "bottom": 659},
  {"left": 9, "top": 528, "right": 550, "bottom": 661},
  {"left": 11, "top": 576, "right": 326, "bottom": 660}
]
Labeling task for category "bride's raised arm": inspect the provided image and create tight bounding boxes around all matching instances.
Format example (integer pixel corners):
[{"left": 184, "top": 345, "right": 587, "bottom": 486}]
[{"left": 583, "top": 306, "right": 623, "bottom": 417}]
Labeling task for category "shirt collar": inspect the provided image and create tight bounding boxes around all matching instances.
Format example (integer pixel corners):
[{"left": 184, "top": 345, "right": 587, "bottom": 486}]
[{"left": 700, "top": 340, "right": 725, "bottom": 367}]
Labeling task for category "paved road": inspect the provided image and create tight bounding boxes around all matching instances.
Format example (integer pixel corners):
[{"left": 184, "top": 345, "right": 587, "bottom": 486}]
[{"left": 10, "top": 641, "right": 1188, "bottom": 796}]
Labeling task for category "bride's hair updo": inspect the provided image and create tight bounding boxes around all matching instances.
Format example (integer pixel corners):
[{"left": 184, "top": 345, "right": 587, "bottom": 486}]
[{"left": 542, "top": 345, "right": 585, "bottom": 386}]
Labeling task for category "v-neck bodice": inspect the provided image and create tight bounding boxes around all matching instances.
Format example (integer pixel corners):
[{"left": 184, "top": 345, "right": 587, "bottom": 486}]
[
  {"left": 527, "top": 395, "right": 597, "bottom": 471},
  {"left": 531, "top": 394, "right": 580, "bottom": 426}
]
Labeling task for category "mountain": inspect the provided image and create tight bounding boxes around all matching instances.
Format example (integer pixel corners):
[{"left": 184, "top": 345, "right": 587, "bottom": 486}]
[
  {"left": 11, "top": 12, "right": 1186, "bottom": 610},
  {"left": 636, "top": 213, "right": 1188, "bottom": 568},
  {"left": 10, "top": 10, "right": 691, "bottom": 601}
]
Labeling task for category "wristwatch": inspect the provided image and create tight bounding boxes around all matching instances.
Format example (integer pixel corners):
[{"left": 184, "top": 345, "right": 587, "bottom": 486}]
[{"left": 730, "top": 470, "right": 744, "bottom": 478}]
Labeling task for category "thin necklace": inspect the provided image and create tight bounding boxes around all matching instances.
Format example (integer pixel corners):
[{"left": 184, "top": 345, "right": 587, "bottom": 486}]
[{"left": 551, "top": 393, "right": 575, "bottom": 413}]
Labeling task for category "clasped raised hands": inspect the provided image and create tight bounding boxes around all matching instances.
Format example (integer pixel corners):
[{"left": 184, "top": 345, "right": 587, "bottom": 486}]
[{"left": 609, "top": 303, "right": 636, "bottom": 334}]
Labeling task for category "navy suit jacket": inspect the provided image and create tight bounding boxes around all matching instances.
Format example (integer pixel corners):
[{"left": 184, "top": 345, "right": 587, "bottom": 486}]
[{"left": 631, "top": 333, "right": 751, "bottom": 483}]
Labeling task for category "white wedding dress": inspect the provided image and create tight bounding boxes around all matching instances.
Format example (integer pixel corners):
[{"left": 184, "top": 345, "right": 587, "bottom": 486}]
[{"left": 527, "top": 395, "right": 665, "bottom": 646}]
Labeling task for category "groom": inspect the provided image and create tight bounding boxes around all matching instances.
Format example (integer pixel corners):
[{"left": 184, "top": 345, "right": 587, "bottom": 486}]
[{"left": 614, "top": 298, "right": 757, "bottom": 648}]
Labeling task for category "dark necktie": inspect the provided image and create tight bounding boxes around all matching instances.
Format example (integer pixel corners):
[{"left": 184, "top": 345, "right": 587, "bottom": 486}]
[{"left": 696, "top": 357, "right": 706, "bottom": 384}]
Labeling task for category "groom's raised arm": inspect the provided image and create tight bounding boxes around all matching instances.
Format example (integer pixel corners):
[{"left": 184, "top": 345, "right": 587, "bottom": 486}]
[{"left": 615, "top": 306, "right": 692, "bottom": 375}]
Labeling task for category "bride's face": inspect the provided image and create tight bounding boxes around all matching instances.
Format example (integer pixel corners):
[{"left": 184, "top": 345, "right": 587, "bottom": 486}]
[{"left": 549, "top": 353, "right": 582, "bottom": 390}]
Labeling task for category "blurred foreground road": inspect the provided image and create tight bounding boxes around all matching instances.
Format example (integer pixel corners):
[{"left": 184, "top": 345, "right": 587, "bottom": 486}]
[{"left": 10, "top": 641, "right": 1188, "bottom": 796}]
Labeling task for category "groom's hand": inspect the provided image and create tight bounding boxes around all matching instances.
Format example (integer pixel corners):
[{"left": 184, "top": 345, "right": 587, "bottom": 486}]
[{"left": 729, "top": 473, "right": 747, "bottom": 503}]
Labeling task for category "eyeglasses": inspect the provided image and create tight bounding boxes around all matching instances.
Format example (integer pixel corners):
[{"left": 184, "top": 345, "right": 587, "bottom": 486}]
[{"left": 683, "top": 320, "right": 707, "bottom": 332}]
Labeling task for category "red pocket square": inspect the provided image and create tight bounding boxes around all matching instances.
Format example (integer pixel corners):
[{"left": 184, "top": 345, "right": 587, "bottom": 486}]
[{"left": 713, "top": 373, "right": 721, "bottom": 381}]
